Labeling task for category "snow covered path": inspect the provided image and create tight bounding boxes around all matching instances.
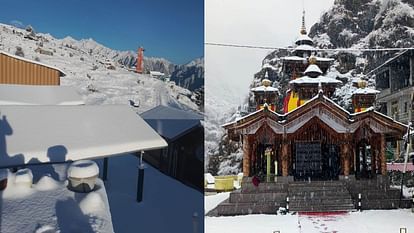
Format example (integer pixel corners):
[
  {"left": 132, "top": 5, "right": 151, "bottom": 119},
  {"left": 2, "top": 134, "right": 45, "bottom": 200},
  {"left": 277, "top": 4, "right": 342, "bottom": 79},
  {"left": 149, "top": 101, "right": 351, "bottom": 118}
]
[{"left": 205, "top": 193, "right": 414, "bottom": 233}]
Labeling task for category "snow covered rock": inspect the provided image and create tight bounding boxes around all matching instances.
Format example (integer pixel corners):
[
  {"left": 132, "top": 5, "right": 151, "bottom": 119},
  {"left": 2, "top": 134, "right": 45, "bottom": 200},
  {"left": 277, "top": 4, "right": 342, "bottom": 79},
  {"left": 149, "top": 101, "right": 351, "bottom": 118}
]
[
  {"left": 35, "top": 175, "right": 60, "bottom": 191},
  {"left": 204, "top": 173, "right": 215, "bottom": 184},
  {"left": 14, "top": 168, "right": 33, "bottom": 187},
  {"left": 67, "top": 160, "right": 99, "bottom": 193},
  {"left": 79, "top": 192, "right": 106, "bottom": 215}
]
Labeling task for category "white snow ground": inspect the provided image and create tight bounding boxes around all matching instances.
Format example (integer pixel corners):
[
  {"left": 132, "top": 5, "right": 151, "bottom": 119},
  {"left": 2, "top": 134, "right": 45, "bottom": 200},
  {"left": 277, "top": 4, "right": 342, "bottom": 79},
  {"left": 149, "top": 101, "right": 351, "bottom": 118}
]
[{"left": 205, "top": 193, "right": 414, "bottom": 233}]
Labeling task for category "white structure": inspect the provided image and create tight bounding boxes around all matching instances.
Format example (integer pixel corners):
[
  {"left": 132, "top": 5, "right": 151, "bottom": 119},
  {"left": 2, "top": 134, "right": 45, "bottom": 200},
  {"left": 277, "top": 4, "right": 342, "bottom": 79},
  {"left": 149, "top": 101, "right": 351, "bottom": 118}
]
[
  {"left": 0, "top": 105, "right": 167, "bottom": 168},
  {"left": 0, "top": 84, "right": 84, "bottom": 105},
  {"left": 150, "top": 71, "right": 169, "bottom": 82}
]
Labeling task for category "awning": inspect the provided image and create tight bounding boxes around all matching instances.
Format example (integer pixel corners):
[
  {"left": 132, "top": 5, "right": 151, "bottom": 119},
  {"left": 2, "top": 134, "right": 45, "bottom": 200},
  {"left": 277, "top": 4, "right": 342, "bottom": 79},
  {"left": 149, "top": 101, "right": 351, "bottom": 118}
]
[
  {"left": 0, "top": 105, "right": 167, "bottom": 167},
  {"left": 0, "top": 84, "right": 84, "bottom": 105}
]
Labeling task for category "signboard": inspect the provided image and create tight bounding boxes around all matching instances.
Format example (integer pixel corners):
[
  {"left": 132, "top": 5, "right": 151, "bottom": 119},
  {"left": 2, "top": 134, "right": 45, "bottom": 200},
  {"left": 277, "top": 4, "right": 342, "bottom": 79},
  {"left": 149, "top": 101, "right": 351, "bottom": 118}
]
[{"left": 295, "top": 142, "right": 322, "bottom": 177}]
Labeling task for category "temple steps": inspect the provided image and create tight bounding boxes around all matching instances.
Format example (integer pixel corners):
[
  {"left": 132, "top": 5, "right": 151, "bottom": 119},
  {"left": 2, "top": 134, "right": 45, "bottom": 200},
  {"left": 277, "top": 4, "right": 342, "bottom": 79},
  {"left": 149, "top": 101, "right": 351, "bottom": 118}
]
[
  {"left": 207, "top": 176, "right": 412, "bottom": 216},
  {"left": 288, "top": 181, "right": 355, "bottom": 212}
]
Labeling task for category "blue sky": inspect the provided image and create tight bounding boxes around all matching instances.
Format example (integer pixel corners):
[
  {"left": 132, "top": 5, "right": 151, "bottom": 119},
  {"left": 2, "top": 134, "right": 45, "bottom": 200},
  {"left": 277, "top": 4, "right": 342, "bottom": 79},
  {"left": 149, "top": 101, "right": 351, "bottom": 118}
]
[{"left": 0, "top": 0, "right": 204, "bottom": 64}]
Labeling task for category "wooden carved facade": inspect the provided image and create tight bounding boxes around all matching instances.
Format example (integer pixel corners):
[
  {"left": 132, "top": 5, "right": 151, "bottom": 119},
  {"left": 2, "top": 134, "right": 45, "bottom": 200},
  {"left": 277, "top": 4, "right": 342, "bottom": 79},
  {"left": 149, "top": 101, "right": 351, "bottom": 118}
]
[{"left": 224, "top": 92, "right": 406, "bottom": 179}]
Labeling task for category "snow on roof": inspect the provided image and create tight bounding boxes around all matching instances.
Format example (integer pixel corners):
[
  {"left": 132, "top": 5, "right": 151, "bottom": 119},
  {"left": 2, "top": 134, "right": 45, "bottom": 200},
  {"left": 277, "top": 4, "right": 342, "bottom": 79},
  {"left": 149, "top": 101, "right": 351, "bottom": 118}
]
[
  {"left": 315, "top": 57, "right": 334, "bottom": 62},
  {"left": 352, "top": 88, "right": 380, "bottom": 95},
  {"left": 149, "top": 71, "right": 165, "bottom": 76},
  {"left": 141, "top": 105, "right": 203, "bottom": 140},
  {"left": 289, "top": 76, "right": 342, "bottom": 85},
  {"left": 295, "top": 34, "right": 313, "bottom": 44},
  {"left": 294, "top": 44, "right": 316, "bottom": 51},
  {"left": 262, "top": 63, "right": 277, "bottom": 70},
  {"left": 281, "top": 56, "right": 306, "bottom": 61},
  {"left": 0, "top": 84, "right": 84, "bottom": 105},
  {"left": 0, "top": 51, "right": 66, "bottom": 76},
  {"left": 350, "top": 106, "right": 408, "bottom": 128},
  {"left": 304, "top": 64, "right": 323, "bottom": 75},
  {"left": 0, "top": 105, "right": 167, "bottom": 167},
  {"left": 250, "top": 85, "right": 279, "bottom": 92},
  {"left": 67, "top": 160, "right": 99, "bottom": 178}
]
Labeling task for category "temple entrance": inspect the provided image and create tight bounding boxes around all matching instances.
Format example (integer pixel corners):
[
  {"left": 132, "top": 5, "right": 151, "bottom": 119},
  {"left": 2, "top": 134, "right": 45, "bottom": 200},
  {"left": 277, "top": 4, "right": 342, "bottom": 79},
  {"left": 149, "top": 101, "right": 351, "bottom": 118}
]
[
  {"left": 355, "top": 139, "right": 373, "bottom": 179},
  {"left": 251, "top": 143, "right": 278, "bottom": 177},
  {"left": 294, "top": 141, "right": 340, "bottom": 180}
]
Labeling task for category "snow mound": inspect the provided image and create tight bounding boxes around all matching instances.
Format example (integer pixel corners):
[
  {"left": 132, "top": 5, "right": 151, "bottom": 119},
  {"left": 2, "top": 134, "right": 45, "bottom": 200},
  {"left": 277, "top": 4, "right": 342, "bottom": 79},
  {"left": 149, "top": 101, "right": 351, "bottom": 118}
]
[
  {"left": 35, "top": 175, "right": 60, "bottom": 191},
  {"left": 68, "top": 160, "right": 99, "bottom": 178},
  {"left": 204, "top": 173, "right": 215, "bottom": 184},
  {"left": 79, "top": 192, "right": 106, "bottom": 215},
  {"left": 35, "top": 225, "right": 56, "bottom": 233},
  {"left": 14, "top": 168, "right": 33, "bottom": 185}
]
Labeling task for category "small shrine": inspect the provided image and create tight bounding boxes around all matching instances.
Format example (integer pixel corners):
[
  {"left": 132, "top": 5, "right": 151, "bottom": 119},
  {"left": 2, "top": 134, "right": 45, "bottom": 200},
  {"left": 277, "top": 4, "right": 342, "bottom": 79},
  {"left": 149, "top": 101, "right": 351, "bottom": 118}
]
[{"left": 250, "top": 72, "right": 279, "bottom": 112}]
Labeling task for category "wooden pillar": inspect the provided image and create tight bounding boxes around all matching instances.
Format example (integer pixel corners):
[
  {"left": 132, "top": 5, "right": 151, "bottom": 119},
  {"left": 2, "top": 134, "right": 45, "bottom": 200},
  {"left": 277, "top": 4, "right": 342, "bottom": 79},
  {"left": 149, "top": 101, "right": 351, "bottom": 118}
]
[
  {"left": 281, "top": 141, "right": 289, "bottom": 177},
  {"left": 343, "top": 143, "right": 350, "bottom": 176},
  {"left": 242, "top": 135, "right": 251, "bottom": 177},
  {"left": 371, "top": 138, "right": 377, "bottom": 175},
  {"left": 380, "top": 135, "right": 387, "bottom": 175}
]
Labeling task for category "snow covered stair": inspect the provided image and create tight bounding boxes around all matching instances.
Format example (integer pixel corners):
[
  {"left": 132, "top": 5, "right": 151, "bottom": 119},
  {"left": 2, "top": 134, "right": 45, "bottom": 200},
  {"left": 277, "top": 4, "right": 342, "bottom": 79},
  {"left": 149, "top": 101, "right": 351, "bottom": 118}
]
[{"left": 288, "top": 181, "right": 354, "bottom": 212}]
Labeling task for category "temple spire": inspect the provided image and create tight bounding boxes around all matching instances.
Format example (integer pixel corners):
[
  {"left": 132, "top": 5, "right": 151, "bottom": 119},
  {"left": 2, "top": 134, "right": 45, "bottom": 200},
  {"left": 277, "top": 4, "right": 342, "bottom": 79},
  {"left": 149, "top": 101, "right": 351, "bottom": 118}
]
[{"left": 300, "top": 10, "right": 307, "bottom": 35}]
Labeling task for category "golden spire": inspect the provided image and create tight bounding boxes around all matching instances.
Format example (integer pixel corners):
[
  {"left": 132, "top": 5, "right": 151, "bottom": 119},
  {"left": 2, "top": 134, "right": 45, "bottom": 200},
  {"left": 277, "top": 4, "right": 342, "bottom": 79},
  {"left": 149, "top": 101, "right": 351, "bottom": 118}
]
[
  {"left": 300, "top": 10, "right": 307, "bottom": 35},
  {"left": 308, "top": 55, "right": 317, "bottom": 64}
]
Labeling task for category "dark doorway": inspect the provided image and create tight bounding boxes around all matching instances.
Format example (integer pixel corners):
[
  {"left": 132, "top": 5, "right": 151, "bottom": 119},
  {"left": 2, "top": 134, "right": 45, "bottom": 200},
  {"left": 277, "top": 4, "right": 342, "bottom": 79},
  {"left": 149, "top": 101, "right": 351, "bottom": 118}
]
[
  {"left": 355, "top": 140, "right": 372, "bottom": 179},
  {"left": 294, "top": 142, "right": 340, "bottom": 180}
]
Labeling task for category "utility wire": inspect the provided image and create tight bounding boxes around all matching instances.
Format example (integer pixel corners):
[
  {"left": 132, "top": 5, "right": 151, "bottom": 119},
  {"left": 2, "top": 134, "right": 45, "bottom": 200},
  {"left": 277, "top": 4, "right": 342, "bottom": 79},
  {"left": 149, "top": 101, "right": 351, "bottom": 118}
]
[{"left": 205, "top": 42, "right": 414, "bottom": 52}]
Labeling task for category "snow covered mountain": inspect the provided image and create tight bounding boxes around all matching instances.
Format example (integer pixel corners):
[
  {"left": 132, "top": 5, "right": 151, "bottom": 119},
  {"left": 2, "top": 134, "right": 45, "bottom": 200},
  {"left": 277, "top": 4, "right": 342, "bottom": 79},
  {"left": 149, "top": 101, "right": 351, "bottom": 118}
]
[
  {"left": 116, "top": 51, "right": 204, "bottom": 92},
  {"left": 0, "top": 23, "right": 200, "bottom": 113},
  {"left": 206, "top": 0, "right": 414, "bottom": 174}
]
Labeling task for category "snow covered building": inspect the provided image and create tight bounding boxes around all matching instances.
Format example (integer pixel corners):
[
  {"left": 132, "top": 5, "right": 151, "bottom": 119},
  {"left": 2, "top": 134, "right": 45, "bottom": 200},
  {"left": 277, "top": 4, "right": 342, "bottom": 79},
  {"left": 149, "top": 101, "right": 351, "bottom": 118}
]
[
  {"left": 0, "top": 51, "right": 65, "bottom": 85},
  {"left": 212, "top": 13, "right": 410, "bottom": 215},
  {"left": 370, "top": 49, "right": 414, "bottom": 125},
  {"left": 278, "top": 12, "right": 335, "bottom": 113},
  {"left": 150, "top": 71, "right": 169, "bottom": 82},
  {"left": 141, "top": 105, "right": 203, "bottom": 191}
]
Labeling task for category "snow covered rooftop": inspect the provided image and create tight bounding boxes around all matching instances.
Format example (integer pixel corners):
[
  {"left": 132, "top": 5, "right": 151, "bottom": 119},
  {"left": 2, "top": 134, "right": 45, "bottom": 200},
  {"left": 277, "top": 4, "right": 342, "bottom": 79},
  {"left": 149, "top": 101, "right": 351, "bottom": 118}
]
[
  {"left": 315, "top": 57, "right": 334, "bottom": 62},
  {"left": 262, "top": 63, "right": 277, "bottom": 70},
  {"left": 0, "top": 84, "right": 84, "bottom": 105},
  {"left": 352, "top": 88, "right": 380, "bottom": 95},
  {"left": 294, "top": 44, "right": 316, "bottom": 51},
  {"left": 304, "top": 64, "right": 323, "bottom": 75},
  {"left": 149, "top": 71, "right": 165, "bottom": 76},
  {"left": 0, "top": 105, "right": 167, "bottom": 167},
  {"left": 289, "top": 76, "right": 342, "bottom": 85},
  {"left": 141, "top": 105, "right": 203, "bottom": 140},
  {"left": 0, "top": 51, "right": 66, "bottom": 76},
  {"left": 250, "top": 85, "right": 279, "bottom": 92},
  {"left": 295, "top": 34, "right": 313, "bottom": 44},
  {"left": 281, "top": 56, "right": 306, "bottom": 61}
]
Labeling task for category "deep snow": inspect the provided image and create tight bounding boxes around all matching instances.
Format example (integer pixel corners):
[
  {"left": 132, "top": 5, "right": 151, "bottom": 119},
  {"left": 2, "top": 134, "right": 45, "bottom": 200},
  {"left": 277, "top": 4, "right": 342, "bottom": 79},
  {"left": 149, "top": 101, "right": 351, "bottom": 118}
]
[{"left": 205, "top": 192, "right": 414, "bottom": 233}]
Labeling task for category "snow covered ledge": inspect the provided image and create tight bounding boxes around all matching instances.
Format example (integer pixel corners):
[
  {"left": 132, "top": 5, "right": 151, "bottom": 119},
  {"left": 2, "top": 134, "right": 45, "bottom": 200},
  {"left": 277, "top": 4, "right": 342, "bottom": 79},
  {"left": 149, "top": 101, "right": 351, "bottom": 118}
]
[{"left": 0, "top": 105, "right": 167, "bottom": 167}]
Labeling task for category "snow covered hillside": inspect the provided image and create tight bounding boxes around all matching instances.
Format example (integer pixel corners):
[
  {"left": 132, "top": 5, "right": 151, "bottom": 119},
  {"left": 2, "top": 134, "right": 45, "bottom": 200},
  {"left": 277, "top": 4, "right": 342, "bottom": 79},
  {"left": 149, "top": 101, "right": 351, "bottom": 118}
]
[
  {"left": 206, "top": 0, "right": 414, "bottom": 175},
  {"left": 0, "top": 23, "right": 199, "bottom": 113}
]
